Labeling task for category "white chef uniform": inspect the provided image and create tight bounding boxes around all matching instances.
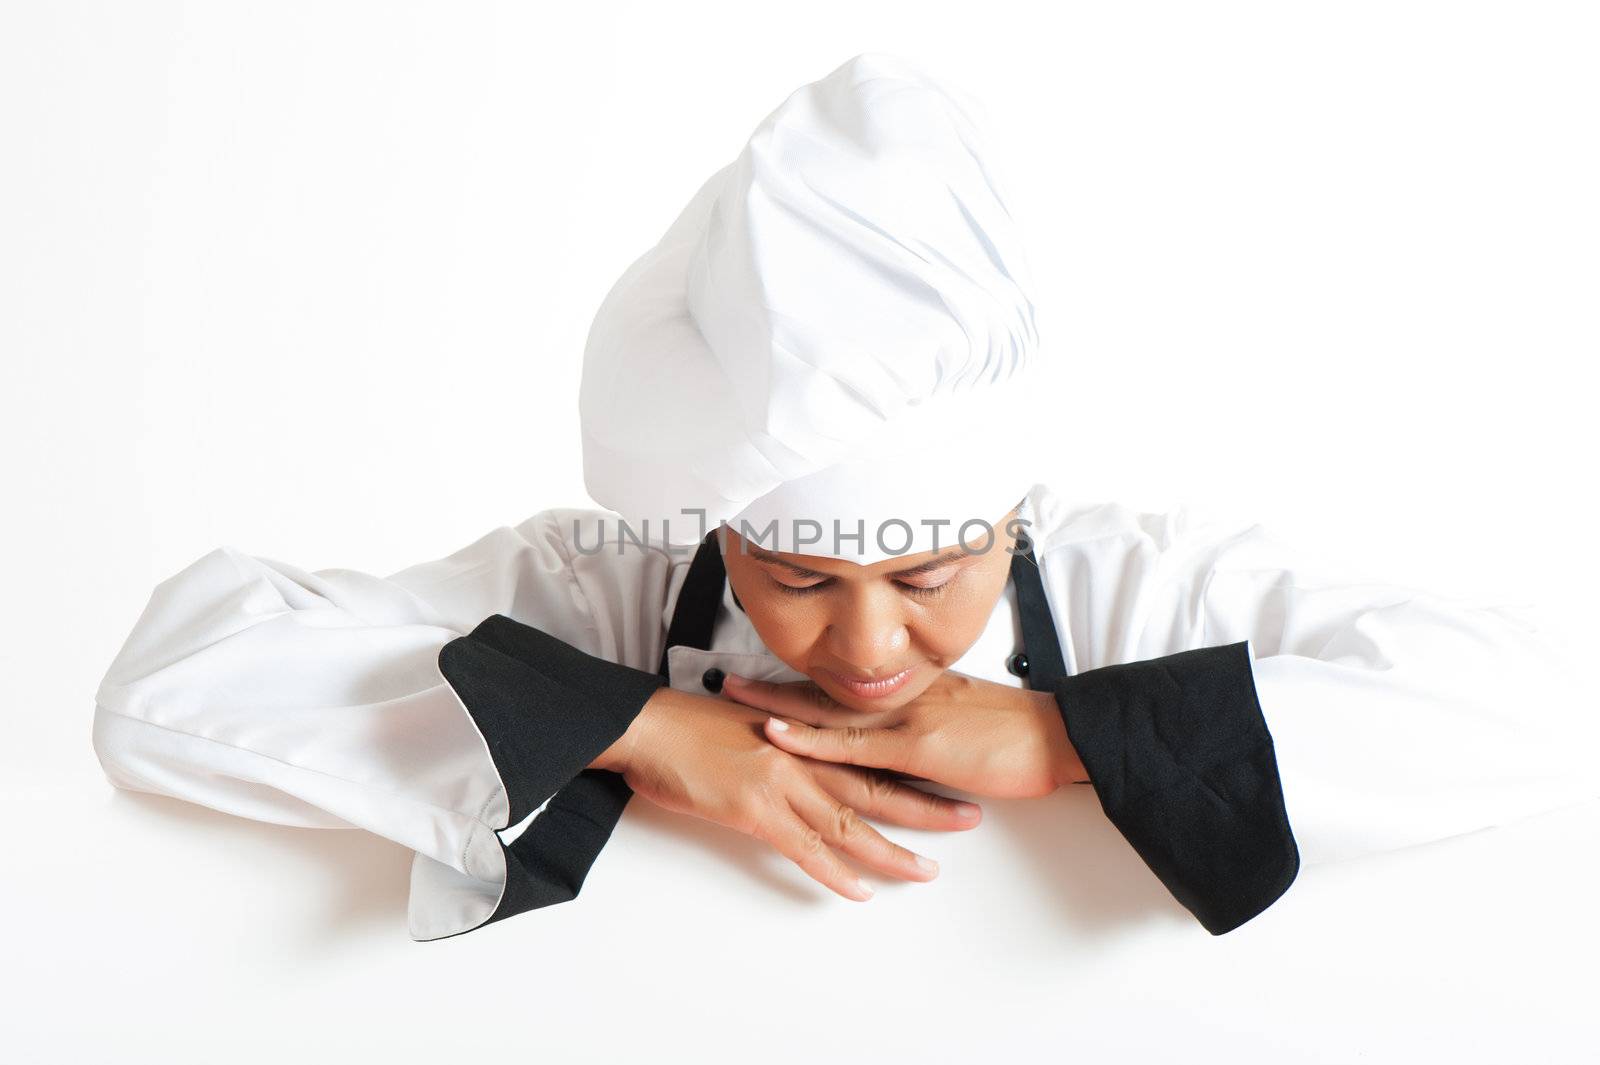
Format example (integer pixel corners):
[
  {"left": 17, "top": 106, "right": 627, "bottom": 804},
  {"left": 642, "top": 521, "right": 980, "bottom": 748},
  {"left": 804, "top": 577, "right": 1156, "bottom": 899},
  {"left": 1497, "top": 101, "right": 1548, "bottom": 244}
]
[
  {"left": 91, "top": 53, "right": 1600, "bottom": 941},
  {"left": 90, "top": 486, "right": 1600, "bottom": 940}
]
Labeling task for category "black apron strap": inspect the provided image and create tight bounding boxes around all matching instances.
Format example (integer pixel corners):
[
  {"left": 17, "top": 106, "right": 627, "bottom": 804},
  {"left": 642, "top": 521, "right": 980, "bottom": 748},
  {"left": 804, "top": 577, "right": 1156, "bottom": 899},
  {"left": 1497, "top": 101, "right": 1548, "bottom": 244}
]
[
  {"left": 1010, "top": 540, "right": 1069, "bottom": 691},
  {"left": 656, "top": 528, "right": 727, "bottom": 680},
  {"left": 656, "top": 528, "right": 1066, "bottom": 692}
]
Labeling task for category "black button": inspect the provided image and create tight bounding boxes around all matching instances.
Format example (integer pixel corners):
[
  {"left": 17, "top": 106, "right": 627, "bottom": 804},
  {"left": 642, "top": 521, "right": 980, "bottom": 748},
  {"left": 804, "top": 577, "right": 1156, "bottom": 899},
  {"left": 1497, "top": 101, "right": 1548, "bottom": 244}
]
[
  {"left": 702, "top": 667, "right": 725, "bottom": 694},
  {"left": 1006, "top": 652, "right": 1029, "bottom": 678}
]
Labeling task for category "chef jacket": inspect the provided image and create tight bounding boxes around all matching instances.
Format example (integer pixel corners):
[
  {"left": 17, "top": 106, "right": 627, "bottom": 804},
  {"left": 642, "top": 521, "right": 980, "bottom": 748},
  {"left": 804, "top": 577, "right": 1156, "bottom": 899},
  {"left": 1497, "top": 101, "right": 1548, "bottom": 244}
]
[{"left": 91, "top": 483, "right": 1600, "bottom": 941}]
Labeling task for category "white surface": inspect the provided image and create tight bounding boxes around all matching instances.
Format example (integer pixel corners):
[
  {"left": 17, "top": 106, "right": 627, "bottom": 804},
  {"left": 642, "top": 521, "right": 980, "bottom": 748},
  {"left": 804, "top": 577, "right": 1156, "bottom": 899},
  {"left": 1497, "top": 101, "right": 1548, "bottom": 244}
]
[{"left": 4, "top": 3, "right": 1598, "bottom": 1062}]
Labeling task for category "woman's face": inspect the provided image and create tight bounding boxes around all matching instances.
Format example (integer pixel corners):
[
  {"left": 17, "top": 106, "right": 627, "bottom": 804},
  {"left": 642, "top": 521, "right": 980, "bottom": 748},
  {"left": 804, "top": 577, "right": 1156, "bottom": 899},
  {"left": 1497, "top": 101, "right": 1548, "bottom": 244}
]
[{"left": 720, "top": 507, "right": 1020, "bottom": 714}]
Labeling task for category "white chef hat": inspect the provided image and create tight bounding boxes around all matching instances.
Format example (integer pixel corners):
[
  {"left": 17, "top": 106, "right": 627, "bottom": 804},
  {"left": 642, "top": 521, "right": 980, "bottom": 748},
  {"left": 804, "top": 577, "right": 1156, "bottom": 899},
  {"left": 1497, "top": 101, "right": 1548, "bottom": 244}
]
[{"left": 580, "top": 52, "right": 1043, "bottom": 564}]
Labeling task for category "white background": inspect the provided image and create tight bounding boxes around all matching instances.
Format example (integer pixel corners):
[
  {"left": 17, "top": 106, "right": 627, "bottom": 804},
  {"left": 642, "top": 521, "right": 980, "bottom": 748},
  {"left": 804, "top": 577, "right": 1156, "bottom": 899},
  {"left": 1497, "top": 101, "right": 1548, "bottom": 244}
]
[{"left": 3, "top": 2, "right": 1597, "bottom": 1061}]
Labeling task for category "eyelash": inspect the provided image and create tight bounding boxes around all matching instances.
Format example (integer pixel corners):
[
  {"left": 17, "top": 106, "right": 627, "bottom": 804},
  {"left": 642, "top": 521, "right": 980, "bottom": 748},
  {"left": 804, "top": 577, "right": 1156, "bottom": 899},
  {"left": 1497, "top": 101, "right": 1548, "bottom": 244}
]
[{"left": 773, "top": 576, "right": 950, "bottom": 599}]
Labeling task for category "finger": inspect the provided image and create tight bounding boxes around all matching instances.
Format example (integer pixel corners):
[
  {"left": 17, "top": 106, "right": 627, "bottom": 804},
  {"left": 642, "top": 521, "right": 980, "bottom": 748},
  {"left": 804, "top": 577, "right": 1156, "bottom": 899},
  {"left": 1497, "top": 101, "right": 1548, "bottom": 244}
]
[
  {"left": 720, "top": 674, "right": 862, "bottom": 728},
  {"left": 764, "top": 716, "right": 918, "bottom": 774},
  {"left": 756, "top": 805, "right": 876, "bottom": 902},
  {"left": 806, "top": 762, "right": 983, "bottom": 831},
  {"left": 788, "top": 784, "right": 940, "bottom": 885}
]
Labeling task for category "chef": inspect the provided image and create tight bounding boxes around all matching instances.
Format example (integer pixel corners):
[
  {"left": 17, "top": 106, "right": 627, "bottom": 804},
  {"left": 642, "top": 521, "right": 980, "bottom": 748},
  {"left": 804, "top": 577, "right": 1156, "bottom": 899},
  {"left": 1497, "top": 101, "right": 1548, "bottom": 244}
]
[{"left": 92, "top": 53, "right": 1599, "bottom": 943}]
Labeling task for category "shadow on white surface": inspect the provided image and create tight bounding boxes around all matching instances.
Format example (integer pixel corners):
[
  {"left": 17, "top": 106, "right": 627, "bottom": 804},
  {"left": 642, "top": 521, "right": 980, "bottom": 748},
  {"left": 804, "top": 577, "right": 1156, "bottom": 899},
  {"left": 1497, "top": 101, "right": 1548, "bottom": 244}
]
[
  {"left": 614, "top": 778, "right": 1194, "bottom": 940},
  {"left": 989, "top": 785, "right": 1195, "bottom": 935},
  {"left": 110, "top": 773, "right": 1192, "bottom": 945},
  {"left": 111, "top": 789, "right": 415, "bottom": 947}
]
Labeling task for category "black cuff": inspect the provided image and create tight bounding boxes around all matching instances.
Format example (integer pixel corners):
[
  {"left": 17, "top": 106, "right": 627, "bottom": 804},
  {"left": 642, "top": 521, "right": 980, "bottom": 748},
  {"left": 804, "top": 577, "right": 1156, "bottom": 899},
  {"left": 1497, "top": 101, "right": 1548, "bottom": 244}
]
[
  {"left": 1052, "top": 641, "right": 1300, "bottom": 935},
  {"left": 438, "top": 614, "right": 664, "bottom": 929}
]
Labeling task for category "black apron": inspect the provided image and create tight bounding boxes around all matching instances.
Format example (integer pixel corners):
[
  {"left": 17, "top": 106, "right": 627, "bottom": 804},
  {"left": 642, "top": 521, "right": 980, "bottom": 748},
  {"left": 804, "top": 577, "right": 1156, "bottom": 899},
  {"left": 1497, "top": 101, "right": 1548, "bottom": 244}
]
[{"left": 654, "top": 528, "right": 1069, "bottom": 692}]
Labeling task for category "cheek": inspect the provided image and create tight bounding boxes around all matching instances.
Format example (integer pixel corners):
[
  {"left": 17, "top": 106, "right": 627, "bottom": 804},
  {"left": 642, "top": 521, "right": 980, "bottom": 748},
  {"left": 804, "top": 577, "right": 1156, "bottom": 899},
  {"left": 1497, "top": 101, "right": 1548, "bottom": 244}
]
[
  {"left": 742, "top": 595, "right": 826, "bottom": 670},
  {"left": 917, "top": 571, "right": 1009, "bottom": 658},
  {"left": 913, "top": 607, "right": 986, "bottom": 661}
]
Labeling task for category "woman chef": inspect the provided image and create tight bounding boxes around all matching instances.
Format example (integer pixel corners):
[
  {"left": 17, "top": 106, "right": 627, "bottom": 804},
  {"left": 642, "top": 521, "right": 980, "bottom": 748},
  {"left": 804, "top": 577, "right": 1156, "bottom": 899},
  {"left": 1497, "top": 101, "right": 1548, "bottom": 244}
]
[{"left": 92, "top": 53, "right": 1599, "bottom": 942}]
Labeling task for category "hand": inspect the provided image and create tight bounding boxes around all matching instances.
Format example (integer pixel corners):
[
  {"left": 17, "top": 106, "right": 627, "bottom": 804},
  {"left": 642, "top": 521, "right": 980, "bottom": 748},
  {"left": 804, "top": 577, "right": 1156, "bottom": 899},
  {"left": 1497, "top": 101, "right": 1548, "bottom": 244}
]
[
  {"left": 719, "top": 670, "right": 1089, "bottom": 799},
  {"left": 591, "top": 686, "right": 982, "bottom": 901}
]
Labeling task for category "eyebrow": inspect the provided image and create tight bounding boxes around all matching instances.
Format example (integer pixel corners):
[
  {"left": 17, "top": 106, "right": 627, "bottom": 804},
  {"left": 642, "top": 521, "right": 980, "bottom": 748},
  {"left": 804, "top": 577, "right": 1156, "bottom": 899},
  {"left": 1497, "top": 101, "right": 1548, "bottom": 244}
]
[{"left": 744, "top": 544, "right": 978, "bottom": 580}]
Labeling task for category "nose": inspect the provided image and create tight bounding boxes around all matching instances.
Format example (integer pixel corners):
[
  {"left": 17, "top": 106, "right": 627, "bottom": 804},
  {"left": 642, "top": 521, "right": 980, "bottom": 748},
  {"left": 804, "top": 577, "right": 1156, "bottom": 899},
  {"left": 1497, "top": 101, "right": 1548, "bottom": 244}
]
[{"left": 824, "top": 591, "right": 910, "bottom": 676}]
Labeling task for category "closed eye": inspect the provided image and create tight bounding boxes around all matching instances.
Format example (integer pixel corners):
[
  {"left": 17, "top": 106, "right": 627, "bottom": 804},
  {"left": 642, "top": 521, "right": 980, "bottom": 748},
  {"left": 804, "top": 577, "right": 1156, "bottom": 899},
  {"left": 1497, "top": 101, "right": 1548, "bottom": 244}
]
[
  {"left": 770, "top": 575, "right": 954, "bottom": 598},
  {"left": 771, "top": 575, "right": 831, "bottom": 596}
]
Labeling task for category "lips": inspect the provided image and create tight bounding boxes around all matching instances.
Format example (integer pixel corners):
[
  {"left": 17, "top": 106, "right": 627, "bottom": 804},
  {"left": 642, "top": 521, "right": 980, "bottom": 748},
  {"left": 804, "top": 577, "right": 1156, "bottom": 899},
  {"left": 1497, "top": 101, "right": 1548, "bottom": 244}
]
[{"left": 817, "top": 664, "right": 918, "bottom": 699}]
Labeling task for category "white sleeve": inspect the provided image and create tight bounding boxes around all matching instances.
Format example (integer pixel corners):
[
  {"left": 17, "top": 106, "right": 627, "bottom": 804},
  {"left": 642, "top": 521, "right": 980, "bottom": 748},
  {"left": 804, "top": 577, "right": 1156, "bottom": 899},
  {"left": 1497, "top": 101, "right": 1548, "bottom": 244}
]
[
  {"left": 1039, "top": 500, "right": 1600, "bottom": 931},
  {"left": 92, "top": 509, "right": 682, "bottom": 941},
  {"left": 1178, "top": 513, "right": 1600, "bottom": 864}
]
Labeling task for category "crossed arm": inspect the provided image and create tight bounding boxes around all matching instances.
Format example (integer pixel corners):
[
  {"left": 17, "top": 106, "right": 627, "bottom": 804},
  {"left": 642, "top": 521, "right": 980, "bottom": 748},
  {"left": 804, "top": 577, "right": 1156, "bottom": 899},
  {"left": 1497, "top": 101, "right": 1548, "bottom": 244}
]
[
  {"left": 592, "top": 636, "right": 1293, "bottom": 936},
  {"left": 93, "top": 505, "right": 1600, "bottom": 941}
]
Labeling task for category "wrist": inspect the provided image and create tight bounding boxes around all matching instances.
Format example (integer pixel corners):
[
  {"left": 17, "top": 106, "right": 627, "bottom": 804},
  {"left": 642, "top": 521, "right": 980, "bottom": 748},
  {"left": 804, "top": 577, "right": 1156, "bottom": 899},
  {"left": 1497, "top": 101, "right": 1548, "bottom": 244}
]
[
  {"left": 1032, "top": 688, "right": 1087, "bottom": 788},
  {"left": 591, "top": 686, "right": 674, "bottom": 774},
  {"left": 592, "top": 684, "right": 652, "bottom": 767}
]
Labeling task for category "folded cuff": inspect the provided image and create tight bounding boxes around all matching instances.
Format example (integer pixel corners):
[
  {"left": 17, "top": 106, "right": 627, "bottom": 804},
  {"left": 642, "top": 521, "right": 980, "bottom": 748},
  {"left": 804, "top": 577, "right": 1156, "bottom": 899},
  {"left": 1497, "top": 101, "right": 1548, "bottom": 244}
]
[
  {"left": 1052, "top": 640, "right": 1300, "bottom": 935},
  {"left": 435, "top": 613, "right": 664, "bottom": 935}
]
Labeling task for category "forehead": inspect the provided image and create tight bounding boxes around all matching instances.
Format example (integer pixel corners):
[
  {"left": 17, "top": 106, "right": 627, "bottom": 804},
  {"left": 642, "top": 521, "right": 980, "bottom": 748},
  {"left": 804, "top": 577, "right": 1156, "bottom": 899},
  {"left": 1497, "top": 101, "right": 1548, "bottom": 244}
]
[{"left": 719, "top": 520, "right": 1010, "bottom": 578}]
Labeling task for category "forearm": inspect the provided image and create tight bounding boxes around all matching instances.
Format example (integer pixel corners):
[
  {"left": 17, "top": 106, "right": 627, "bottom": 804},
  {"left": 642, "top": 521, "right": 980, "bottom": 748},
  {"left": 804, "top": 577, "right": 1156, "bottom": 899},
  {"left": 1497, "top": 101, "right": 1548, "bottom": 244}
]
[
  {"left": 590, "top": 686, "right": 681, "bottom": 773},
  {"left": 1030, "top": 687, "right": 1088, "bottom": 788}
]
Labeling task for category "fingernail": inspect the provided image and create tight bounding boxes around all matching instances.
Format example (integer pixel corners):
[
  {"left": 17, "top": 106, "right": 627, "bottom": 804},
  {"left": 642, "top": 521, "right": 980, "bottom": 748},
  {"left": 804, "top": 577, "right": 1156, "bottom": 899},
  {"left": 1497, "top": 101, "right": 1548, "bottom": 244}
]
[
  {"left": 768, "top": 717, "right": 789, "bottom": 731},
  {"left": 955, "top": 802, "right": 981, "bottom": 820},
  {"left": 722, "top": 672, "right": 742, "bottom": 687},
  {"left": 915, "top": 854, "right": 939, "bottom": 876},
  {"left": 855, "top": 878, "right": 875, "bottom": 900}
]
